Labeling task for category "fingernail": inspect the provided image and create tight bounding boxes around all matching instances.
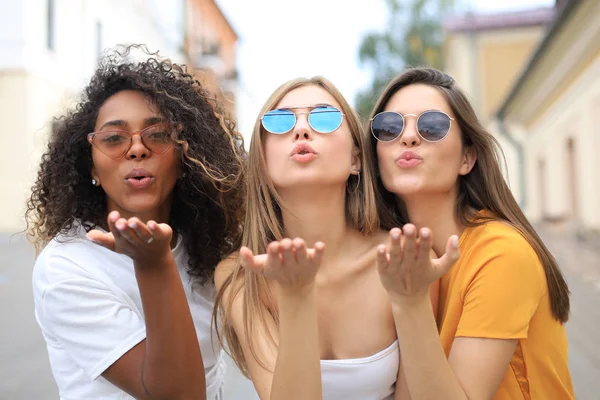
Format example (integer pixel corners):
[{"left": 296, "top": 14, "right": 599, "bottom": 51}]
[
  {"left": 129, "top": 222, "right": 137, "bottom": 229},
  {"left": 391, "top": 232, "right": 400, "bottom": 240},
  {"left": 421, "top": 230, "right": 430, "bottom": 238},
  {"left": 451, "top": 236, "right": 459, "bottom": 249},
  {"left": 116, "top": 222, "right": 126, "bottom": 230}
]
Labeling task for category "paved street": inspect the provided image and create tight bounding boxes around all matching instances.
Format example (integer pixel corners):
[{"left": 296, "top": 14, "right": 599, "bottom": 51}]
[{"left": 1, "top": 226, "right": 598, "bottom": 399}]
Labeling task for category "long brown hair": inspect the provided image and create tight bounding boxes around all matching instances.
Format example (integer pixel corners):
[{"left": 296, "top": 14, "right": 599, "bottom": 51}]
[
  {"left": 214, "top": 76, "right": 381, "bottom": 376},
  {"left": 365, "top": 67, "right": 570, "bottom": 323}
]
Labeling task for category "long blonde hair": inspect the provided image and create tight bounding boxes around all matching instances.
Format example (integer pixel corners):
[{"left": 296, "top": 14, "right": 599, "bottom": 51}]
[
  {"left": 214, "top": 76, "right": 380, "bottom": 376},
  {"left": 365, "top": 67, "right": 570, "bottom": 323}
]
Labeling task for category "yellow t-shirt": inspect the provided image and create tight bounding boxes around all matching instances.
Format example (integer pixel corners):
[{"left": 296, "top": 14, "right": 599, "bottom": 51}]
[{"left": 437, "top": 217, "right": 574, "bottom": 400}]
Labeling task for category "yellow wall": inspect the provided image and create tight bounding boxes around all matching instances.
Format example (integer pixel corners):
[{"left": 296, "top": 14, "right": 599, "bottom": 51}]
[
  {"left": 479, "top": 29, "right": 541, "bottom": 121},
  {"left": 445, "top": 26, "right": 544, "bottom": 122}
]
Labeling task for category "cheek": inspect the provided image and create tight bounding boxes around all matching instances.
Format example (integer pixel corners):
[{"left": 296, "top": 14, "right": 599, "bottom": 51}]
[
  {"left": 160, "top": 150, "right": 181, "bottom": 183},
  {"left": 91, "top": 151, "right": 115, "bottom": 180},
  {"left": 263, "top": 137, "right": 283, "bottom": 172},
  {"left": 376, "top": 142, "right": 395, "bottom": 174}
]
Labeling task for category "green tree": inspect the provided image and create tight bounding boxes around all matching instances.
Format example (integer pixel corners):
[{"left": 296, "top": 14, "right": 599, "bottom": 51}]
[{"left": 356, "top": 0, "right": 457, "bottom": 119}]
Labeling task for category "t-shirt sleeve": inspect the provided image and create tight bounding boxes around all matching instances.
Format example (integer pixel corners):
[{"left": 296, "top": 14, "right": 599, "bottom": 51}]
[
  {"left": 455, "top": 231, "right": 546, "bottom": 339},
  {"left": 41, "top": 262, "right": 146, "bottom": 380}
]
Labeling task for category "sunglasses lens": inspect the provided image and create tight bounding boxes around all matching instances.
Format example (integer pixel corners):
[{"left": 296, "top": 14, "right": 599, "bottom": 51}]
[
  {"left": 371, "top": 112, "right": 404, "bottom": 142},
  {"left": 418, "top": 111, "right": 451, "bottom": 142},
  {"left": 92, "top": 131, "right": 131, "bottom": 159},
  {"left": 308, "top": 107, "right": 343, "bottom": 133},
  {"left": 142, "top": 123, "right": 175, "bottom": 154},
  {"left": 262, "top": 109, "right": 296, "bottom": 134}
]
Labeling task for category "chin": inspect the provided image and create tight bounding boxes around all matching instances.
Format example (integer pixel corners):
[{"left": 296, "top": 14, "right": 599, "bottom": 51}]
[
  {"left": 116, "top": 196, "right": 163, "bottom": 214},
  {"left": 383, "top": 177, "right": 424, "bottom": 196},
  {"left": 273, "top": 172, "right": 346, "bottom": 189}
]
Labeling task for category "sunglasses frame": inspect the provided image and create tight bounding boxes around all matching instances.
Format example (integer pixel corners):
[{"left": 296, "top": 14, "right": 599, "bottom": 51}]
[
  {"left": 87, "top": 123, "right": 177, "bottom": 160},
  {"left": 261, "top": 106, "right": 345, "bottom": 135},
  {"left": 370, "top": 110, "right": 455, "bottom": 143}
]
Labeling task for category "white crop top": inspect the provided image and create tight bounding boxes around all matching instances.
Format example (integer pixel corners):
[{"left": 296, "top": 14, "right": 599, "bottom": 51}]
[{"left": 320, "top": 340, "right": 400, "bottom": 399}]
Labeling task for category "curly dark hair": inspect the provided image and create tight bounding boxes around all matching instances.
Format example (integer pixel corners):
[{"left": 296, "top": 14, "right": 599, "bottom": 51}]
[{"left": 26, "top": 45, "right": 247, "bottom": 284}]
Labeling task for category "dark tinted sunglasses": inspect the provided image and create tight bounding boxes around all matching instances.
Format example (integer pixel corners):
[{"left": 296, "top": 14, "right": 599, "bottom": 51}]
[
  {"left": 261, "top": 106, "right": 344, "bottom": 134},
  {"left": 370, "top": 110, "right": 454, "bottom": 143}
]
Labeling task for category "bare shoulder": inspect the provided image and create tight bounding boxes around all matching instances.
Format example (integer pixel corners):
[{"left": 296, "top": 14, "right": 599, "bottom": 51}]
[{"left": 214, "top": 252, "right": 239, "bottom": 291}]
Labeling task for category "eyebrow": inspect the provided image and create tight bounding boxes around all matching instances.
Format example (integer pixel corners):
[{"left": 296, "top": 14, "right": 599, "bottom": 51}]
[
  {"left": 277, "top": 103, "right": 334, "bottom": 111},
  {"left": 97, "top": 117, "right": 166, "bottom": 131}
]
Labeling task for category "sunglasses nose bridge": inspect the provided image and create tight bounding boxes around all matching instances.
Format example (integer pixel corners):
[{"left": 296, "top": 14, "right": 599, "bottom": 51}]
[
  {"left": 292, "top": 112, "right": 313, "bottom": 139},
  {"left": 400, "top": 114, "right": 421, "bottom": 145},
  {"left": 125, "top": 132, "right": 153, "bottom": 155}
]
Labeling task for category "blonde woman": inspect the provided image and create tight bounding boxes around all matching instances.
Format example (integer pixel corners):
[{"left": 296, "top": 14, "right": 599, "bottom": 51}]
[{"left": 214, "top": 77, "right": 441, "bottom": 399}]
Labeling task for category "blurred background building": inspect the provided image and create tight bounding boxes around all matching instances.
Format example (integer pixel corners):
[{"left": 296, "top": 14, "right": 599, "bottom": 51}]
[{"left": 445, "top": 0, "right": 600, "bottom": 235}]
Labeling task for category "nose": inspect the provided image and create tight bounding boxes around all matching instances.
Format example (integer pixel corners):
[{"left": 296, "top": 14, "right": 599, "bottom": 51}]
[
  {"left": 293, "top": 114, "right": 313, "bottom": 141},
  {"left": 400, "top": 116, "right": 421, "bottom": 148},
  {"left": 125, "top": 133, "right": 151, "bottom": 160}
]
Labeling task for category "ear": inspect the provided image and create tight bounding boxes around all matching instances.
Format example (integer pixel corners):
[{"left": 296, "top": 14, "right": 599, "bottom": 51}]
[
  {"left": 459, "top": 145, "right": 477, "bottom": 176},
  {"left": 351, "top": 146, "right": 361, "bottom": 174}
]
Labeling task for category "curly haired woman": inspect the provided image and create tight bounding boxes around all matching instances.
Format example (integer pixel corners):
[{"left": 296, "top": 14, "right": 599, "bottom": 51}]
[{"left": 26, "top": 45, "right": 246, "bottom": 400}]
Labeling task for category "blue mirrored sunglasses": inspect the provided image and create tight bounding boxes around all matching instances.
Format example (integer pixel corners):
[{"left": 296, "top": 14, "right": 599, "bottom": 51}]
[{"left": 261, "top": 106, "right": 344, "bottom": 134}]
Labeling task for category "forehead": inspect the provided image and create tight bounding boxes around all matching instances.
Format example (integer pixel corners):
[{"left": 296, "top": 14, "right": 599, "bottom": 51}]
[
  {"left": 276, "top": 84, "right": 342, "bottom": 110},
  {"left": 97, "top": 90, "right": 161, "bottom": 120},
  {"left": 384, "top": 84, "right": 453, "bottom": 115}
]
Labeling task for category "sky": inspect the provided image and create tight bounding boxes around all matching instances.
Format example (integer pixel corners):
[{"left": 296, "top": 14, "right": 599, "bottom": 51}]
[{"left": 216, "top": 0, "right": 554, "bottom": 142}]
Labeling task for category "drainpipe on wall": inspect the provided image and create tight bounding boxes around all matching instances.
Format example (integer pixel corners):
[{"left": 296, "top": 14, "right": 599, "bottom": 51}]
[{"left": 496, "top": 114, "right": 527, "bottom": 210}]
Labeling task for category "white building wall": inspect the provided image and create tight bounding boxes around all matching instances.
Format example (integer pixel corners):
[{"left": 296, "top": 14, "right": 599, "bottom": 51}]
[
  {"left": 0, "top": 0, "right": 185, "bottom": 231},
  {"left": 525, "top": 54, "right": 600, "bottom": 230}
]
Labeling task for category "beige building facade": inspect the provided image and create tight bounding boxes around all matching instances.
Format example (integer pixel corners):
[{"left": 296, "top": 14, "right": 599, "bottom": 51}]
[{"left": 444, "top": 1, "right": 600, "bottom": 232}]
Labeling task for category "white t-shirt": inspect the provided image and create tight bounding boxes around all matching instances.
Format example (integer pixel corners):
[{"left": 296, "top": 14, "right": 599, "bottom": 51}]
[{"left": 32, "top": 222, "right": 225, "bottom": 400}]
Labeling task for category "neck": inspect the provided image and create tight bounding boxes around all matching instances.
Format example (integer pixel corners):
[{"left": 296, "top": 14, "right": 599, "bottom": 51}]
[
  {"left": 401, "top": 188, "right": 464, "bottom": 256},
  {"left": 278, "top": 185, "right": 357, "bottom": 264}
]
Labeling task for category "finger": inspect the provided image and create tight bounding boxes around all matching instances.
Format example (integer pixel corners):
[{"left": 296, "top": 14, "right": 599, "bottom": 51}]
[
  {"left": 239, "top": 246, "right": 265, "bottom": 274},
  {"left": 279, "top": 238, "right": 295, "bottom": 265},
  {"left": 86, "top": 230, "right": 116, "bottom": 251},
  {"left": 417, "top": 227, "right": 433, "bottom": 262},
  {"left": 266, "top": 241, "right": 282, "bottom": 269},
  {"left": 432, "top": 235, "right": 460, "bottom": 279},
  {"left": 311, "top": 241, "right": 326, "bottom": 266},
  {"left": 108, "top": 211, "right": 120, "bottom": 226},
  {"left": 107, "top": 215, "right": 127, "bottom": 247},
  {"left": 127, "top": 218, "right": 153, "bottom": 244},
  {"left": 402, "top": 224, "right": 417, "bottom": 260},
  {"left": 293, "top": 238, "right": 308, "bottom": 265},
  {"left": 388, "top": 228, "right": 402, "bottom": 259},
  {"left": 376, "top": 244, "right": 389, "bottom": 272},
  {"left": 147, "top": 221, "right": 173, "bottom": 243},
  {"left": 114, "top": 218, "right": 139, "bottom": 245}
]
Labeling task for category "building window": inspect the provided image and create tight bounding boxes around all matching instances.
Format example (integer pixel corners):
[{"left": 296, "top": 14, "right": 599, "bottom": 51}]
[
  {"left": 47, "top": 0, "right": 55, "bottom": 51},
  {"left": 96, "top": 21, "right": 103, "bottom": 60}
]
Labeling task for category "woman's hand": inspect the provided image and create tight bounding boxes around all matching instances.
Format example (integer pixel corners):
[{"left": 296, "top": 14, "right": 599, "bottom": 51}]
[
  {"left": 87, "top": 211, "right": 173, "bottom": 268},
  {"left": 377, "top": 224, "right": 459, "bottom": 305},
  {"left": 240, "top": 238, "right": 325, "bottom": 295}
]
